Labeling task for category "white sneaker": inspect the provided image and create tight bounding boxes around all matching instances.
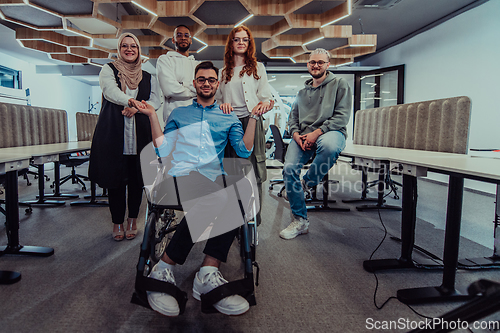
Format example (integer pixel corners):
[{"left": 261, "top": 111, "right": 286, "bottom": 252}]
[
  {"left": 147, "top": 263, "right": 180, "bottom": 316},
  {"left": 192, "top": 267, "right": 250, "bottom": 315},
  {"left": 279, "top": 216, "right": 310, "bottom": 240}
]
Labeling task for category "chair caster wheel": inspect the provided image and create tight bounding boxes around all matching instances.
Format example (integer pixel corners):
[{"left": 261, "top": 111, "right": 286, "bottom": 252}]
[
  {"left": 277, "top": 192, "right": 282, "bottom": 197},
  {"left": 25, "top": 208, "right": 32, "bottom": 214},
  {"left": 50, "top": 184, "right": 54, "bottom": 189},
  {"left": 82, "top": 186, "right": 87, "bottom": 191}
]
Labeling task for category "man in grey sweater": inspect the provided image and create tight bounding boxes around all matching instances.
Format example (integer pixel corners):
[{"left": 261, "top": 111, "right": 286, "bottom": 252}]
[{"left": 280, "top": 48, "right": 352, "bottom": 240}]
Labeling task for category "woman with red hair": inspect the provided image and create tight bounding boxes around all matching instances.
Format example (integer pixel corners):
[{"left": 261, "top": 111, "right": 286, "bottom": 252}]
[{"left": 217, "top": 25, "right": 273, "bottom": 226}]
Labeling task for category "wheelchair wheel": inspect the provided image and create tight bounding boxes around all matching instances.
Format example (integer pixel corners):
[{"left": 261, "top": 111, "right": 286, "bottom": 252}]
[{"left": 149, "top": 208, "right": 177, "bottom": 264}]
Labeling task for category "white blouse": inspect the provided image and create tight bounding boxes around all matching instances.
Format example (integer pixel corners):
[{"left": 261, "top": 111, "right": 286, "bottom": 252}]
[
  {"left": 99, "top": 63, "right": 160, "bottom": 155},
  {"left": 216, "top": 62, "right": 273, "bottom": 118}
]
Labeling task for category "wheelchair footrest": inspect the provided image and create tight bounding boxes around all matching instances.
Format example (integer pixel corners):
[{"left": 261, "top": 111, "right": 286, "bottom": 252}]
[
  {"left": 200, "top": 277, "right": 256, "bottom": 314},
  {"left": 132, "top": 275, "right": 188, "bottom": 315}
]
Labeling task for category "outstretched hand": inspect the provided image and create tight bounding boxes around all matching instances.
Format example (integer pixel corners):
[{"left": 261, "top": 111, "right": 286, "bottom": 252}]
[
  {"left": 135, "top": 100, "right": 156, "bottom": 117},
  {"left": 252, "top": 100, "right": 274, "bottom": 116}
]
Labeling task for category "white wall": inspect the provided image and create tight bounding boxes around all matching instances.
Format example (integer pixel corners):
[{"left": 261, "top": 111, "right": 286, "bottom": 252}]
[
  {"left": 361, "top": 0, "right": 500, "bottom": 149},
  {"left": 0, "top": 50, "right": 94, "bottom": 141},
  {"left": 360, "top": 0, "right": 500, "bottom": 194}
]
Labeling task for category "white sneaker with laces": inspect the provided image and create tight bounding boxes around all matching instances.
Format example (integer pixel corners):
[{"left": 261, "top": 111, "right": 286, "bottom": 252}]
[
  {"left": 279, "top": 215, "right": 310, "bottom": 240},
  {"left": 192, "top": 267, "right": 250, "bottom": 315},
  {"left": 147, "top": 263, "right": 180, "bottom": 316}
]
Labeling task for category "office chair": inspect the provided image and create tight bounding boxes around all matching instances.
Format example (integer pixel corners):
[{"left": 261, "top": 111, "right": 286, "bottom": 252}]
[
  {"left": 54, "top": 153, "right": 90, "bottom": 191},
  {"left": 267, "top": 124, "right": 286, "bottom": 196},
  {"left": 342, "top": 162, "right": 402, "bottom": 211}
]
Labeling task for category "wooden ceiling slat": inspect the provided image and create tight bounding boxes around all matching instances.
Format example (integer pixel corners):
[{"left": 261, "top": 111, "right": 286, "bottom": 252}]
[
  {"left": 322, "top": 25, "right": 352, "bottom": 38},
  {"left": 320, "top": 1, "right": 349, "bottom": 26},
  {"left": 157, "top": 1, "right": 190, "bottom": 17},
  {"left": 6, "top": 0, "right": 376, "bottom": 65},
  {"left": 137, "top": 35, "right": 164, "bottom": 47},
  {"left": 0, "top": 0, "right": 25, "bottom": 5},
  {"left": 121, "top": 15, "right": 152, "bottom": 29},
  {"left": 50, "top": 53, "right": 88, "bottom": 63},
  {"left": 69, "top": 47, "right": 109, "bottom": 59},
  {"left": 22, "top": 40, "right": 67, "bottom": 53}
]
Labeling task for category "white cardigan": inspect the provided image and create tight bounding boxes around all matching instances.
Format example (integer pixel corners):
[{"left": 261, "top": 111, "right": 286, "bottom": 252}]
[{"left": 216, "top": 62, "right": 273, "bottom": 115}]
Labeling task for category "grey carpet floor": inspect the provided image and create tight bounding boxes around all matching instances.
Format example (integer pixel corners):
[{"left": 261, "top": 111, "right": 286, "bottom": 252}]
[{"left": 1, "top": 163, "right": 499, "bottom": 333}]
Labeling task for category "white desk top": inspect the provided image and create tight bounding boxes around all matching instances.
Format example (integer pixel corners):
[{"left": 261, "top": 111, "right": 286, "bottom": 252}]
[
  {"left": 0, "top": 152, "right": 32, "bottom": 164},
  {"left": 342, "top": 143, "right": 500, "bottom": 183},
  {"left": 0, "top": 141, "right": 91, "bottom": 157},
  {"left": 0, "top": 152, "right": 32, "bottom": 174}
]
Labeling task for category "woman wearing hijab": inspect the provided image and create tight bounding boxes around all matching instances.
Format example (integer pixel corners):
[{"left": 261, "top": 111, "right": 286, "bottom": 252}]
[
  {"left": 217, "top": 25, "right": 274, "bottom": 226},
  {"left": 89, "top": 33, "right": 160, "bottom": 241}
]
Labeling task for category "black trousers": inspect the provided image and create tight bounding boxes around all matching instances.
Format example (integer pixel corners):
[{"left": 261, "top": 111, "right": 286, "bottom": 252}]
[
  {"left": 107, "top": 155, "right": 143, "bottom": 225},
  {"left": 165, "top": 172, "right": 246, "bottom": 264}
]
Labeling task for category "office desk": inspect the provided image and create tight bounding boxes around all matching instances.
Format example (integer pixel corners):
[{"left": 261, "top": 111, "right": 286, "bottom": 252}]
[
  {"left": 341, "top": 144, "right": 500, "bottom": 304},
  {"left": 0, "top": 152, "right": 52, "bottom": 284},
  {"left": 0, "top": 142, "right": 92, "bottom": 206}
]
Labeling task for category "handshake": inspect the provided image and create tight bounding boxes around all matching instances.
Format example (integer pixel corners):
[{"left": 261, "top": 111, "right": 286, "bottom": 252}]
[{"left": 122, "top": 98, "right": 155, "bottom": 118}]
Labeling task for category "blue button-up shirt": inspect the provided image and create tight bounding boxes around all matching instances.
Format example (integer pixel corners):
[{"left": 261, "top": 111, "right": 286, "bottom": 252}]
[{"left": 155, "top": 99, "right": 252, "bottom": 181}]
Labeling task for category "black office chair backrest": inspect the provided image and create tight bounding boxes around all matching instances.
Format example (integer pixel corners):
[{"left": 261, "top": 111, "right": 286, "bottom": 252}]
[{"left": 270, "top": 124, "right": 286, "bottom": 163}]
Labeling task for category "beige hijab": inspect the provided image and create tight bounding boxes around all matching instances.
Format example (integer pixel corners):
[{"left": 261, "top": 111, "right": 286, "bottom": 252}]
[{"left": 114, "top": 33, "right": 143, "bottom": 92}]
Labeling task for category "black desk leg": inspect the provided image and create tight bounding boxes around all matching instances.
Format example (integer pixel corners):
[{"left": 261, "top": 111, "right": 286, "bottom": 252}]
[
  {"left": 24, "top": 164, "right": 65, "bottom": 206},
  {"left": 342, "top": 169, "right": 378, "bottom": 203},
  {"left": 460, "top": 184, "right": 500, "bottom": 267},
  {"left": 356, "top": 165, "right": 402, "bottom": 211},
  {"left": 42, "top": 161, "right": 78, "bottom": 200},
  {"left": 70, "top": 180, "right": 108, "bottom": 207},
  {"left": 0, "top": 170, "right": 54, "bottom": 258},
  {"left": 84, "top": 185, "right": 107, "bottom": 200},
  {"left": 397, "top": 176, "right": 472, "bottom": 304},
  {"left": 0, "top": 170, "right": 22, "bottom": 285},
  {"left": 0, "top": 270, "right": 21, "bottom": 284},
  {"left": 363, "top": 174, "right": 417, "bottom": 272},
  {"left": 306, "top": 174, "right": 350, "bottom": 212}
]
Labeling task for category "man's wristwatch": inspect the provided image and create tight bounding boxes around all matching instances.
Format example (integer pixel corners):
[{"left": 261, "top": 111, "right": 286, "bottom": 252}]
[{"left": 249, "top": 114, "right": 260, "bottom": 120}]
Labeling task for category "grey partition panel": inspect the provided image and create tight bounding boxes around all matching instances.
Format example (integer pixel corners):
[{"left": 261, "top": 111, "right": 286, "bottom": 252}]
[
  {"left": 0, "top": 102, "right": 69, "bottom": 148},
  {"left": 76, "top": 112, "right": 98, "bottom": 142},
  {"left": 353, "top": 96, "right": 471, "bottom": 154}
]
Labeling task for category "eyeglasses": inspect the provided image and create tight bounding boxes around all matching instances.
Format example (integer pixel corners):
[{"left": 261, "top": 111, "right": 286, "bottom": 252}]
[
  {"left": 176, "top": 33, "right": 191, "bottom": 39},
  {"left": 195, "top": 77, "right": 218, "bottom": 85},
  {"left": 308, "top": 60, "right": 327, "bottom": 66},
  {"left": 121, "top": 44, "right": 138, "bottom": 50},
  {"left": 232, "top": 37, "right": 250, "bottom": 44}
]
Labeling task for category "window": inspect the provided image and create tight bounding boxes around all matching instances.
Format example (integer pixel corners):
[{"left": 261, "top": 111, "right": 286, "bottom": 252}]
[{"left": 0, "top": 65, "right": 22, "bottom": 89}]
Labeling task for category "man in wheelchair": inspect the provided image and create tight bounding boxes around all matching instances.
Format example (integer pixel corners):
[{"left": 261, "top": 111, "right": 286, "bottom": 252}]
[{"left": 136, "top": 61, "right": 260, "bottom": 316}]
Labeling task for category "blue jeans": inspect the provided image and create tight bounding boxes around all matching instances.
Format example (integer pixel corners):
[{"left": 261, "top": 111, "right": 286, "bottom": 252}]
[{"left": 283, "top": 130, "right": 346, "bottom": 219}]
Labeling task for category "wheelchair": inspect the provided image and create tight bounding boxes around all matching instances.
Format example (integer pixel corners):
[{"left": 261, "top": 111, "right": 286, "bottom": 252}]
[{"left": 131, "top": 152, "right": 260, "bottom": 315}]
